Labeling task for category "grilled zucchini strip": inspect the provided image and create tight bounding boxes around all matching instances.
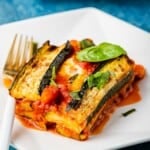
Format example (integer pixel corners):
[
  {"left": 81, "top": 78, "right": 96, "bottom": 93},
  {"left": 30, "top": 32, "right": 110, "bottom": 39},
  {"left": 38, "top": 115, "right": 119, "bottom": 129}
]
[
  {"left": 67, "top": 60, "right": 113, "bottom": 110},
  {"left": 38, "top": 41, "right": 72, "bottom": 94},
  {"left": 45, "top": 56, "right": 134, "bottom": 140},
  {"left": 9, "top": 41, "right": 70, "bottom": 101}
]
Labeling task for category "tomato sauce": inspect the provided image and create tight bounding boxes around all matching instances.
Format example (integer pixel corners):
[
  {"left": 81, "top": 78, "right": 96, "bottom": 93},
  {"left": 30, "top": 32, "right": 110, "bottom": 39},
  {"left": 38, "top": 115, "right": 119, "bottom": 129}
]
[
  {"left": 118, "top": 84, "right": 141, "bottom": 107},
  {"left": 3, "top": 78, "right": 13, "bottom": 88},
  {"left": 92, "top": 83, "right": 141, "bottom": 135},
  {"left": 78, "top": 62, "right": 98, "bottom": 74},
  {"left": 92, "top": 116, "right": 110, "bottom": 135}
]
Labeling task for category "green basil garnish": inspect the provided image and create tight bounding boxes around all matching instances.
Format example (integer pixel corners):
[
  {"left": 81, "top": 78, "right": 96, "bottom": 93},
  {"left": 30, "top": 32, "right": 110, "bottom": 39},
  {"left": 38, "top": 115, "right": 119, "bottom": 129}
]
[
  {"left": 77, "top": 42, "right": 127, "bottom": 62},
  {"left": 122, "top": 108, "right": 136, "bottom": 117},
  {"left": 80, "top": 39, "right": 95, "bottom": 49},
  {"left": 88, "top": 71, "right": 110, "bottom": 89}
]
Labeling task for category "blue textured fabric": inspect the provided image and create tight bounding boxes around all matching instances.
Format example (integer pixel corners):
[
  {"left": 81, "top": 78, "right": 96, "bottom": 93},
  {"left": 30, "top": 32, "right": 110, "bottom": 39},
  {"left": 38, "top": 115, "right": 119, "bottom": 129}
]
[
  {"left": 0, "top": 0, "right": 150, "bottom": 31},
  {"left": 0, "top": 1, "right": 149, "bottom": 150}
]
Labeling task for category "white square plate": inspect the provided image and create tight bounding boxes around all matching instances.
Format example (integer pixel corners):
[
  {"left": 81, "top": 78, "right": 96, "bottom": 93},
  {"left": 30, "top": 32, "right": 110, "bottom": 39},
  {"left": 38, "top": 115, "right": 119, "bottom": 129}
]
[{"left": 0, "top": 7, "right": 150, "bottom": 150}]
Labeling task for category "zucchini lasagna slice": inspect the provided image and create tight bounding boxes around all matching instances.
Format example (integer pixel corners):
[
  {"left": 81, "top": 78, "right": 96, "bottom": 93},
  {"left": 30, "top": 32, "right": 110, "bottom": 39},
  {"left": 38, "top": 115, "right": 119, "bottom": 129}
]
[{"left": 9, "top": 39, "right": 145, "bottom": 140}]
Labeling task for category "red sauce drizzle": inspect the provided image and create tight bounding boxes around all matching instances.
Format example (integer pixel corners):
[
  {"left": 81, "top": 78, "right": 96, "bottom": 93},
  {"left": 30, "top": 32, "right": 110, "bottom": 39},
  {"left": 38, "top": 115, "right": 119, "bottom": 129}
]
[
  {"left": 93, "top": 83, "right": 141, "bottom": 135},
  {"left": 118, "top": 84, "right": 141, "bottom": 106}
]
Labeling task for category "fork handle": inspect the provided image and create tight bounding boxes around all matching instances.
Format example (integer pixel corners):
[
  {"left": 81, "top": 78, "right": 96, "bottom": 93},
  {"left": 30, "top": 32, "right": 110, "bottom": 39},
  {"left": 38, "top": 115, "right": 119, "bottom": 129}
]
[{"left": 0, "top": 94, "right": 15, "bottom": 150}]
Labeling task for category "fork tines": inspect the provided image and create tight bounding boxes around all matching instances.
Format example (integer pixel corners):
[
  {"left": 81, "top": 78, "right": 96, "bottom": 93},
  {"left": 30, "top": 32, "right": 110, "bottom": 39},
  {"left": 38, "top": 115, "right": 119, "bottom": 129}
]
[{"left": 3, "top": 34, "right": 33, "bottom": 78}]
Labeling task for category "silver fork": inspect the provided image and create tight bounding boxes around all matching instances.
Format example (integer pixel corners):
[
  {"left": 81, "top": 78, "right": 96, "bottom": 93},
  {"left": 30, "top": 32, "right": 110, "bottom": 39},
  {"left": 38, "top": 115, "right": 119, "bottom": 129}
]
[
  {"left": 0, "top": 34, "right": 34, "bottom": 150},
  {"left": 3, "top": 34, "right": 33, "bottom": 88}
]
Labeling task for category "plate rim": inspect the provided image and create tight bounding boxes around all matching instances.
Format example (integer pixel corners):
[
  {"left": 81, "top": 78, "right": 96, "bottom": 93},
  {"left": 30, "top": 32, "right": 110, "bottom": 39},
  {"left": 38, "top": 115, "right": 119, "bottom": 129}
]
[{"left": 0, "top": 7, "right": 150, "bottom": 150}]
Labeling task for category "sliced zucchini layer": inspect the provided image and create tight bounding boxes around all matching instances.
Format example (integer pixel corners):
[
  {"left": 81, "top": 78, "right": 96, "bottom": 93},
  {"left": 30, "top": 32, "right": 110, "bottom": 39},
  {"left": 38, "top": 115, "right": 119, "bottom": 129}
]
[
  {"left": 45, "top": 56, "right": 135, "bottom": 140},
  {"left": 38, "top": 41, "right": 72, "bottom": 94},
  {"left": 10, "top": 41, "right": 71, "bottom": 101}
]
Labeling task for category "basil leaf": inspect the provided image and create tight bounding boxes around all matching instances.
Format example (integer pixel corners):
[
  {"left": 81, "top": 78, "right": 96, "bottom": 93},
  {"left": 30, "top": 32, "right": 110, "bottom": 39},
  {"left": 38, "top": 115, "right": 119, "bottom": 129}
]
[
  {"left": 122, "top": 108, "right": 136, "bottom": 117},
  {"left": 77, "top": 42, "right": 127, "bottom": 62},
  {"left": 88, "top": 71, "right": 110, "bottom": 89},
  {"left": 80, "top": 39, "right": 95, "bottom": 49}
]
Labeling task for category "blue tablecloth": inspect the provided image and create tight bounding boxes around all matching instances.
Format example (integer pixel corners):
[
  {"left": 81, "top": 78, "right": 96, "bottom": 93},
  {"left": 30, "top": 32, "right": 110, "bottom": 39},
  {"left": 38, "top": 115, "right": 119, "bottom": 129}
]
[
  {"left": 0, "top": 0, "right": 150, "bottom": 150},
  {"left": 0, "top": 0, "right": 150, "bottom": 32}
]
